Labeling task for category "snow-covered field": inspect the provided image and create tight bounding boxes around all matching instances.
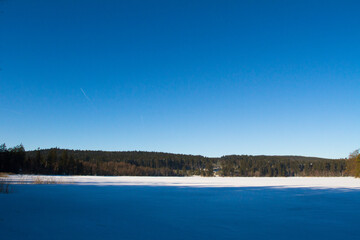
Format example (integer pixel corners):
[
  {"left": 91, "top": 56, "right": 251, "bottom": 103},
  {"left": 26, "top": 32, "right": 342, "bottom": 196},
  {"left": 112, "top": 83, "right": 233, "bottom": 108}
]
[
  {"left": 4, "top": 175, "right": 360, "bottom": 189},
  {"left": 1, "top": 176, "right": 360, "bottom": 240}
]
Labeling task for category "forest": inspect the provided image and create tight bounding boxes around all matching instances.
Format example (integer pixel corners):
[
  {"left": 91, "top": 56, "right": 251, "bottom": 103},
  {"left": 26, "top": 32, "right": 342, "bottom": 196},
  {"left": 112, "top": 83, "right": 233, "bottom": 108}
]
[{"left": 0, "top": 143, "right": 356, "bottom": 177}]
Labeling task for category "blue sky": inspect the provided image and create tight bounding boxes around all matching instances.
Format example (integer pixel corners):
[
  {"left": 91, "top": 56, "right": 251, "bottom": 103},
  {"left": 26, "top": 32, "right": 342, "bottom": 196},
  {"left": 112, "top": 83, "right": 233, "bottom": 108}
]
[{"left": 1, "top": 0, "right": 359, "bottom": 158}]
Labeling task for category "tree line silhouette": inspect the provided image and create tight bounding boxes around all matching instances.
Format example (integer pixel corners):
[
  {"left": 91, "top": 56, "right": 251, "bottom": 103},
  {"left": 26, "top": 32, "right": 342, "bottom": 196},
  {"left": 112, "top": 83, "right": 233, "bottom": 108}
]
[{"left": 0, "top": 143, "right": 356, "bottom": 177}]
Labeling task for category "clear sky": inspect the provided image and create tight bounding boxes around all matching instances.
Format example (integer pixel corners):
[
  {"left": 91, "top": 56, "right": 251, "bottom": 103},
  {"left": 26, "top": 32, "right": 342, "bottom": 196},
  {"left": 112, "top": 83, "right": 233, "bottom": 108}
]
[{"left": 1, "top": 0, "right": 359, "bottom": 158}]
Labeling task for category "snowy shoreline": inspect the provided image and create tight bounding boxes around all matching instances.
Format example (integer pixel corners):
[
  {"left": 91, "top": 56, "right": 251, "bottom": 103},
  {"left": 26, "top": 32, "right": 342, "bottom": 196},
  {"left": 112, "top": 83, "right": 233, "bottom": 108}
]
[{"left": 3, "top": 175, "right": 360, "bottom": 189}]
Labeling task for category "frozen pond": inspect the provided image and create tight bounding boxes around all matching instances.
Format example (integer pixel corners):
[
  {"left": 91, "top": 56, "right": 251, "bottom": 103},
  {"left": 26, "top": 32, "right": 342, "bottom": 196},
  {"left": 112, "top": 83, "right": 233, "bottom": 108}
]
[
  {"left": 1, "top": 177, "right": 360, "bottom": 239},
  {"left": 5, "top": 175, "right": 360, "bottom": 189}
]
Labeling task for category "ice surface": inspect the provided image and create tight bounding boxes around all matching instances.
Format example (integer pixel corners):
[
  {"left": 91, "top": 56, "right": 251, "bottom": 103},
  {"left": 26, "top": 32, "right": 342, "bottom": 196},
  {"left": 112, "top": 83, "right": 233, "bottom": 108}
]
[{"left": 1, "top": 176, "right": 360, "bottom": 240}]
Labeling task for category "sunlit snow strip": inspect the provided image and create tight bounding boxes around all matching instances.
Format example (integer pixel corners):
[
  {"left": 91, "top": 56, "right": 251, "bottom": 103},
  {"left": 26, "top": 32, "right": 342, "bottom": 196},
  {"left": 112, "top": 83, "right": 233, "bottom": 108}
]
[{"left": 3, "top": 175, "right": 360, "bottom": 189}]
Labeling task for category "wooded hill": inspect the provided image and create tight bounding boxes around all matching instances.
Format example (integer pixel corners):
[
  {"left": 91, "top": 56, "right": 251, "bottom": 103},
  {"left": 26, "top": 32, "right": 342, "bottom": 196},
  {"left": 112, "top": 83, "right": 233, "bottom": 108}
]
[{"left": 0, "top": 144, "right": 349, "bottom": 177}]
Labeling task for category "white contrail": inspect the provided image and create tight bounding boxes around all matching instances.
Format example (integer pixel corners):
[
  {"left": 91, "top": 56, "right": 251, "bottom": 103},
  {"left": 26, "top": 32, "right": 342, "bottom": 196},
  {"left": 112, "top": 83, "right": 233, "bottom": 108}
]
[{"left": 80, "top": 88, "right": 91, "bottom": 102}]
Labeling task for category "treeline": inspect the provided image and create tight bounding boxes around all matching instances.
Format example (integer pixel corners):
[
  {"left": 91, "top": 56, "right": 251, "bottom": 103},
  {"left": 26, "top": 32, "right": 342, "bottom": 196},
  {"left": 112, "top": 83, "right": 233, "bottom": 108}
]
[
  {"left": 0, "top": 144, "right": 211, "bottom": 176},
  {"left": 346, "top": 150, "right": 360, "bottom": 177},
  {"left": 220, "top": 155, "right": 347, "bottom": 177},
  {"left": 0, "top": 143, "right": 354, "bottom": 177}
]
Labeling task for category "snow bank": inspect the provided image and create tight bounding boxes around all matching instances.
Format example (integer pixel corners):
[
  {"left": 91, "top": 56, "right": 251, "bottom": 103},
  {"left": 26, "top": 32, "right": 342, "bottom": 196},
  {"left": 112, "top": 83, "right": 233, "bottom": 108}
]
[{"left": 4, "top": 175, "right": 360, "bottom": 189}]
